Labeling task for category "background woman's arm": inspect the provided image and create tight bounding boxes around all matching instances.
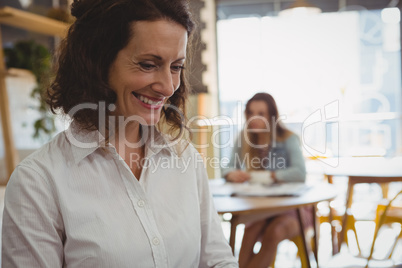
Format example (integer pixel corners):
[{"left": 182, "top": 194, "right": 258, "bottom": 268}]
[
  {"left": 221, "top": 135, "right": 250, "bottom": 183},
  {"left": 274, "top": 134, "right": 306, "bottom": 182}
]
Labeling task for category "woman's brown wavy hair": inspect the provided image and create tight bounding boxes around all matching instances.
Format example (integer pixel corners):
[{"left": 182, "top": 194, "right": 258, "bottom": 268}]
[{"left": 47, "top": 0, "right": 195, "bottom": 140}]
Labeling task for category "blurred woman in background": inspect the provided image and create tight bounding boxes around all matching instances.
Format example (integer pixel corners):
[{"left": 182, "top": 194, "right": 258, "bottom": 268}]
[{"left": 223, "top": 92, "right": 307, "bottom": 268}]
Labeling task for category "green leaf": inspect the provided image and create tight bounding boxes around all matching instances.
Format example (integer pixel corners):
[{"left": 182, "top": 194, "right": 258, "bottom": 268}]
[{"left": 4, "top": 40, "right": 55, "bottom": 140}]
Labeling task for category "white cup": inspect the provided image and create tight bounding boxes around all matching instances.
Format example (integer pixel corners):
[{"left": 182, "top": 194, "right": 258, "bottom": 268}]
[{"left": 249, "top": 171, "right": 273, "bottom": 185}]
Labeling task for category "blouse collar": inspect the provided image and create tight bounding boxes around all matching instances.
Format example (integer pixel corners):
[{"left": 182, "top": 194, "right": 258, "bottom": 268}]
[{"left": 66, "top": 122, "right": 176, "bottom": 164}]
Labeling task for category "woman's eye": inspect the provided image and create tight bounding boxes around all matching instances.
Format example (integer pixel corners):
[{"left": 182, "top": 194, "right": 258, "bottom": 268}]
[
  {"left": 171, "top": 65, "right": 185, "bottom": 73},
  {"left": 139, "top": 62, "right": 156, "bottom": 70}
]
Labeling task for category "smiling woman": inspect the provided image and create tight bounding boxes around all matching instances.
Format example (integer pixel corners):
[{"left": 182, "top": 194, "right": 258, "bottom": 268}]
[
  {"left": 108, "top": 20, "right": 188, "bottom": 127},
  {"left": 47, "top": 0, "right": 193, "bottom": 142},
  {"left": 1, "top": 0, "right": 239, "bottom": 267}
]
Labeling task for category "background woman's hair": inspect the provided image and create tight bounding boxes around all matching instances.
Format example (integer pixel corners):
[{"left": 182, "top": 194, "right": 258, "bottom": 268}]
[
  {"left": 242, "top": 92, "right": 292, "bottom": 170},
  {"left": 47, "top": 0, "right": 195, "bottom": 140},
  {"left": 245, "top": 92, "right": 289, "bottom": 138}
]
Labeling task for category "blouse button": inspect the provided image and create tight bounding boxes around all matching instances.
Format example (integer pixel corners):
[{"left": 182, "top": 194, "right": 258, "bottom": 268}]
[
  {"left": 152, "top": 237, "right": 160, "bottom": 246},
  {"left": 137, "top": 200, "right": 145, "bottom": 207}
]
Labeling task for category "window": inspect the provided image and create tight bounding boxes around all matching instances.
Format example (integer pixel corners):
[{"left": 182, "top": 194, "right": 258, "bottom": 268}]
[{"left": 217, "top": 8, "right": 401, "bottom": 160}]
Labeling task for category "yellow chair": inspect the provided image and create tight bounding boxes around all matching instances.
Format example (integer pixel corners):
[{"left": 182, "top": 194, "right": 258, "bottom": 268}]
[
  {"left": 373, "top": 200, "right": 402, "bottom": 259},
  {"left": 317, "top": 202, "right": 361, "bottom": 255},
  {"left": 320, "top": 174, "right": 361, "bottom": 255},
  {"left": 318, "top": 174, "right": 390, "bottom": 255},
  {"left": 271, "top": 230, "right": 315, "bottom": 268},
  {"left": 293, "top": 234, "right": 312, "bottom": 268},
  {"left": 323, "top": 189, "right": 402, "bottom": 268}
]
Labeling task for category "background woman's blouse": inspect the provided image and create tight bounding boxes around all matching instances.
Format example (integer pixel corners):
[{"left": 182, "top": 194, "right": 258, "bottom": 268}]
[
  {"left": 222, "top": 133, "right": 306, "bottom": 182},
  {"left": 2, "top": 125, "right": 238, "bottom": 268}
]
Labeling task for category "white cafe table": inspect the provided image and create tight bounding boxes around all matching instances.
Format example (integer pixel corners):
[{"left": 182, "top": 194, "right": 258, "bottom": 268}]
[{"left": 212, "top": 182, "right": 337, "bottom": 268}]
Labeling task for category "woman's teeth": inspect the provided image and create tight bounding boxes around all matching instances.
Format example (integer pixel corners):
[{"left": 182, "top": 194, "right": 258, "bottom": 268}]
[{"left": 137, "top": 94, "right": 163, "bottom": 105}]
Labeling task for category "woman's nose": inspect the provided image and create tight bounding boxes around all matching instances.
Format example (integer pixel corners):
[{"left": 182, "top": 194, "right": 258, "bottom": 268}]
[{"left": 151, "top": 67, "right": 176, "bottom": 97}]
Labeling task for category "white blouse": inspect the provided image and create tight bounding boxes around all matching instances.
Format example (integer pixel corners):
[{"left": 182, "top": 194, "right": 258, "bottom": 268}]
[{"left": 2, "top": 124, "right": 238, "bottom": 268}]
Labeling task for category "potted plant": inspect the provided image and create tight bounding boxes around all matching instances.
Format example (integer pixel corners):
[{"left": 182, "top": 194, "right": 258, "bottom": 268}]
[{"left": 4, "top": 40, "right": 56, "bottom": 139}]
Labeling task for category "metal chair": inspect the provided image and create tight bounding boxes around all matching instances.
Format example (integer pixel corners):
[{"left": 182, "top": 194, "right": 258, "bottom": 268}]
[
  {"left": 372, "top": 198, "right": 402, "bottom": 259},
  {"left": 322, "top": 189, "right": 402, "bottom": 268},
  {"left": 271, "top": 232, "right": 314, "bottom": 268}
]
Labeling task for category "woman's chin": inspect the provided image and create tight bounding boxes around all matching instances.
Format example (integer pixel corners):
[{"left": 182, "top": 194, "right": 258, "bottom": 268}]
[
  {"left": 128, "top": 110, "right": 162, "bottom": 126},
  {"left": 141, "top": 115, "right": 161, "bottom": 126}
]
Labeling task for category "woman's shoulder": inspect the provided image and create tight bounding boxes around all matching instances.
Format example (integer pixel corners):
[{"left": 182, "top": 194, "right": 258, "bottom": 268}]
[
  {"left": 286, "top": 132, "right": 300, "bottom": 140},
  {"left": 280, "top": 131, "right": 301, "bottom": 146},
  {"left": 15, "top": 131, "right": 73, "bottom": 176}
]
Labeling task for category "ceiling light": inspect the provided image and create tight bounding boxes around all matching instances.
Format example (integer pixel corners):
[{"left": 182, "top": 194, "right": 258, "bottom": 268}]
[{"left": 279, "top": 0, "right": 322, "bottom": 17}]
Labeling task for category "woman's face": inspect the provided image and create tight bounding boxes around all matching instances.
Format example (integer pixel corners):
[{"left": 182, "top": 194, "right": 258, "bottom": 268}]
[
  {"left": 108, "top": 19, "right": 188, "bottom": 126},
  {"left": 246, "top": 100, "right": 270, "bottom": 130}
]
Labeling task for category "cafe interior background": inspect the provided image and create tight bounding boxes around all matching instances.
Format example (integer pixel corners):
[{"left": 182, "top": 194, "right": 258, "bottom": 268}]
[{"left": 0, "top": 0, "right": 402, "bottom": 267}]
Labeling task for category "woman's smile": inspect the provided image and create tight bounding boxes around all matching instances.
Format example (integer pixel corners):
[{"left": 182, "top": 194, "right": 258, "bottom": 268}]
[{"left": 131, "top": 92, "right": 165, "bottom": 109}]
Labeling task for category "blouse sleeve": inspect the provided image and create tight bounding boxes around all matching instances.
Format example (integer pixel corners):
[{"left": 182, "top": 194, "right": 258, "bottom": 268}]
[
  {"left": 194, "top": 152, "right": 239, "bottom": 268},
  {"left": 2, "top": 165, "right": 64, "bottom": 268},
  {"left": 275, "top": 134, "right": 306, "bottom": 182}
]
